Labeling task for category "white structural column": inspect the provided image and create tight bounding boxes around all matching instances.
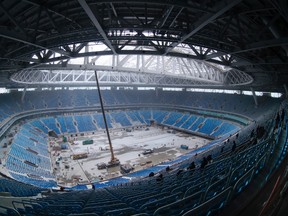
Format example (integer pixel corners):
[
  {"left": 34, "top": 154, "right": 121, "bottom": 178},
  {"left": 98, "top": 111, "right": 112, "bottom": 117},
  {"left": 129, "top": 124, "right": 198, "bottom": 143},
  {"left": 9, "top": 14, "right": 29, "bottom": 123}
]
[
  {"left": 21, "top": 87, "right": 27, "bottom": 103},
  {"left": 251, "top": 87, "right": 258, "bottom": 107}
]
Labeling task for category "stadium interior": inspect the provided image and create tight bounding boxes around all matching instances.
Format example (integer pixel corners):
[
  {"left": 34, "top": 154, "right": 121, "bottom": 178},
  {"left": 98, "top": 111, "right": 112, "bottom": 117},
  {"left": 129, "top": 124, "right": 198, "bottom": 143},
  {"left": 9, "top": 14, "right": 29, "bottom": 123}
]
[{"left": 0, "top": 0, "right": 288, "bottom": 216}]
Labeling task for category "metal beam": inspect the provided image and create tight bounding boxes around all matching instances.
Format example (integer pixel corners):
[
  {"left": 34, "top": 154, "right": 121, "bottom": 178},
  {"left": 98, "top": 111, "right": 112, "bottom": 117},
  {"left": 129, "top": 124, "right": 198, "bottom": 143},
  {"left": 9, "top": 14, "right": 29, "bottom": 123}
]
[
  {"left": 16, "top": 48, "right": 232, "bottom": 68},
  {"left": 22, "top": 0, "right": 82, "bottom": 28},
  {"left": 33, "top": 5, "right": 42, "bottom": 41},
  {"left": 206, "top": 37, "right": 288, "bottom": 59},
  {"left": 43, "top": 7, "right": 60, "bottom": 32},
  {"left": 109, "top": 3, "right": 121, "bottom": 26},
  {"left": 0, "top": 56, "right": 39, "bottom": 63},
  {"left": 231, "top": 57, "right": 288, "bottom": 66},
  {"left": 262, "top": 16, "right": 288, "bottom": 57},
  {"left": 75, "top": 43, "right": 88, "bottom": 53},
  {"left": 205, "top": 51, "right": 227, "bottom": 60},
  {"left": 11, "top": 67, "right": 253, "bottom": 87},
  {"left": 169, "top": 7, "right": 184, "bottom": 28},
  {"left": 125, "top": 4, "right": 145, "bottom": 26},
  {"left": 85, "top": 0, "right": 214, "bottom": 13},
  {"left": 11, "top": 54, "right": 253, "bottom": 87},
  {"left": 78, "top": 0, "right": 117, "bottom": 55},
  {"left": 139, "top": 33, "right": 164, "bottom": 52},
  {"left": 0, "top": 29, "right": 71, "bottom": 57},
  {"left": 0, "top": 2, "right": 27, "bottom": 36},
  {"left": 159, "top": 6, "right": 174, "bottom": 28},
  {"left": 164, "top": 0, "right": 242, "bottom": 54}
]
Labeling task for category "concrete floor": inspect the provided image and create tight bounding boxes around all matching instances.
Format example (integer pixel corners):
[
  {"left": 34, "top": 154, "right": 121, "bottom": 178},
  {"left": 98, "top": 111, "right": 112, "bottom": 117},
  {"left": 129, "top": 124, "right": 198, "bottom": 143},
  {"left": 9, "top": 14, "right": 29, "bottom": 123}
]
[{"left": 49, "top": 125, "right": 209, "bottom": 187}]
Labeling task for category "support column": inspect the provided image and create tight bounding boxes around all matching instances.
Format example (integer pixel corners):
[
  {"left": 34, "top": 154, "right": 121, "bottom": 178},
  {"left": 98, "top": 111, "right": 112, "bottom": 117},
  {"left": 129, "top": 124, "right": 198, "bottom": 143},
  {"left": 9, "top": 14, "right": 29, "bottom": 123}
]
[
  {"left": 156, "top": 87, "right": 160, "bottom": 98},
  {"left": 21, "top": 87, "right": 27, "bottom": 103},
  {"left": 284, "top": 84, "right": 288, "bottom": 98},
  {"left": 84, "top": 45, "right": 89, "bottom": 64},
  {"left": 251, "top": 87, "right": 258, "bottom": 108}
]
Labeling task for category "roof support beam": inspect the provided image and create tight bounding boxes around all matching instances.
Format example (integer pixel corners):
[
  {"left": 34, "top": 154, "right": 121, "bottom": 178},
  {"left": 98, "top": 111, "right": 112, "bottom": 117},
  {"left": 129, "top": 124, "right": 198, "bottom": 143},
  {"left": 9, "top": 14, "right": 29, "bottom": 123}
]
[
  {"left": 235, "top": 38, "right": 288, "bottom": 53},
  {"left": 125, "top": 4, "right": 145, "bottom": 26},
  {"left": 231, "top": 57, "right": 288, "bottom": 67},
  {"left": 43, "top": 7, "right": 60, "bottom": 32},
  {"left": 33, "top": 6, "right": 42, "bottom": 41},
  {"left": 78, "top": 0, "right": 117, "bottom": 55},
  {"left": 164, "top": 0, "right": 242, "bottom": 54},
  {"left": 0, "top": 2, "right": 27, "bottom": 36},
  {"left": 74, "top": 43, "right": 88, "bottom": 53},
  {"left": 109, "top": 3, "right": 121, "bottom": 26},
  {"left": 188, "top": 45, "right": 200, "bottom": 56},
  {"left": 0, "top": 29, "right": 71, "bottom": 58},
  {"left": 206, "top": 37, "right": 288, "bottom": 60},
  {"left": 169, "top": 7, "right": 184, "bottom": 28},
  {"left": 159, "top": 6, "right": 174, "bottom": 28},
  {"left": 23, "top": 0, "right": 81, "bottom": 28},
  {"left": 205, "top": 51, "right": 227, "bottom": 60}
]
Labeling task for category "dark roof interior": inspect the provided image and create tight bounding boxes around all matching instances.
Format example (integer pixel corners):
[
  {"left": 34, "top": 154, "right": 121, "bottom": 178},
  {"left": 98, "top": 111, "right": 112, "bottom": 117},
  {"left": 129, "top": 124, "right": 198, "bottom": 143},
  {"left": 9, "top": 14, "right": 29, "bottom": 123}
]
[{"left": 0, "top": 0, "right": 287, "bottom": 91}]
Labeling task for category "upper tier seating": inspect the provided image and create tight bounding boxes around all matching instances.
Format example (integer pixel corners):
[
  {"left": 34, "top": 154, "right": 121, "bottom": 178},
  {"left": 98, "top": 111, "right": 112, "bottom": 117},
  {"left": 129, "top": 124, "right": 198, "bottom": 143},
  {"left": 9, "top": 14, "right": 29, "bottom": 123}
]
[
  {"left": 33, "top": 110, "right": 239, "bottom": 139},
  {"left": 0, "top": 90, "right": 281, "bottom": 128}
]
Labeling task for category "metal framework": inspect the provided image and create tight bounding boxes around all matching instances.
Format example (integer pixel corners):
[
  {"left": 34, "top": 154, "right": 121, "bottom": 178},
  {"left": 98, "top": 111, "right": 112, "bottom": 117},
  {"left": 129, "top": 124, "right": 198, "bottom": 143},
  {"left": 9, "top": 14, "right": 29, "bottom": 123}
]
[
  {"left": 11, "top": 54, "right": 253, "bottom": 86},
  {"left": 0, "top": 0, "right": 287, "bottom": 90}
]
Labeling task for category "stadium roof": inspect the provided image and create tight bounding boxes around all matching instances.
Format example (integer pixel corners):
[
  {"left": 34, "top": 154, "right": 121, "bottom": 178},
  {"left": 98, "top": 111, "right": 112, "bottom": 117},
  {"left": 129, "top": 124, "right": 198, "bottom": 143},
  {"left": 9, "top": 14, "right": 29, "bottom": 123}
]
[{"left": 0, "top": 0, "right": 287, "bottom": 91}]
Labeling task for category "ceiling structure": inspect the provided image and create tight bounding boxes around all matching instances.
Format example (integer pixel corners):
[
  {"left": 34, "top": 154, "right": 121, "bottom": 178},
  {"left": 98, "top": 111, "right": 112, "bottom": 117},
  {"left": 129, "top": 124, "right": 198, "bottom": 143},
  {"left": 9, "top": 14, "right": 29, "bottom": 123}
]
[
  {"left": 0, "top": 0, "right": 287, "bottom": 91},
  {"left": 10, "top": 54, "right": 253, "bottom": 87}
]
